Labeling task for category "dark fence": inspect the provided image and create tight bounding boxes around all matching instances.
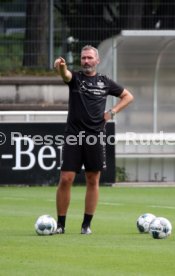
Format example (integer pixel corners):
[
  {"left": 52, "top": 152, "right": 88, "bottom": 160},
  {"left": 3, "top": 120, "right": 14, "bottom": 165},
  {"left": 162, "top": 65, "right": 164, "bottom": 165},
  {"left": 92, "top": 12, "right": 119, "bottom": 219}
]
[{"left": 0, "top": 0, "right": 175, "bottom": 71}]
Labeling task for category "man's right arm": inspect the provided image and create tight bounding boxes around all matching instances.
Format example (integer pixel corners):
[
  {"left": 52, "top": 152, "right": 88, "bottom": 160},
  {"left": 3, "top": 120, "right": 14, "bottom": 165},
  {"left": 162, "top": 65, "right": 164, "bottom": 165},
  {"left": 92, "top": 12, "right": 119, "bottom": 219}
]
[{"left": 54, "top": 57, "right": 72, "bottom": 83}]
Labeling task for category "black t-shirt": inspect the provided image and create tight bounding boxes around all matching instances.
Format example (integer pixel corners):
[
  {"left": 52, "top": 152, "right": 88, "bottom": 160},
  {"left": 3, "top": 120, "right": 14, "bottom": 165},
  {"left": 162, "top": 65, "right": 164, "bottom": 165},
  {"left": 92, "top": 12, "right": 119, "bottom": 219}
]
[{"left": 65, "top": 71, "right": 124, "bottom": 133}]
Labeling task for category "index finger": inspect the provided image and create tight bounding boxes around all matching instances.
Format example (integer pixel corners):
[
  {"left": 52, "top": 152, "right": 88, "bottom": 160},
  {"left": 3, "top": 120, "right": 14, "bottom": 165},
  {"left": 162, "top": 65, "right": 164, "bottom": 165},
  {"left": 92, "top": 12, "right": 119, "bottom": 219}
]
[{"left": 54, "top": 57, "right": 65, "bottom": 68}]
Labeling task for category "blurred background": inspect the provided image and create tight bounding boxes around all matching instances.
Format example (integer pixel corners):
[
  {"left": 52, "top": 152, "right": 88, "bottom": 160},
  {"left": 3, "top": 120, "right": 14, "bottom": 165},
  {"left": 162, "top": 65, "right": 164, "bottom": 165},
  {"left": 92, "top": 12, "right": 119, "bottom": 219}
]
[{"left": 0, "top": 0, "right": 175, "bottom": 183}]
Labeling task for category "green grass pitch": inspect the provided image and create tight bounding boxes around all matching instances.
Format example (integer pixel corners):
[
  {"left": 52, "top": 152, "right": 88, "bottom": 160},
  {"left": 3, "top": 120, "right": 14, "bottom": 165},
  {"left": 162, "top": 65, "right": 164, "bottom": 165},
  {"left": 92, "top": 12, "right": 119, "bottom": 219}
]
[{"left": 0, "top": 186, "right": 175, "bottom": 276}]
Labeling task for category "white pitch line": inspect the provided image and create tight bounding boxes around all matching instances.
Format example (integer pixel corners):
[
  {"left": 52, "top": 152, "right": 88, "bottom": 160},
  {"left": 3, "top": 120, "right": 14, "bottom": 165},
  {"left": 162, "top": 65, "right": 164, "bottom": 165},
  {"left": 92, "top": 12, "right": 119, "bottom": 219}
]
[
  {"left": 149, "top": 205, "right": 175, "bottom": 209},
  {"left": 1, "top": 197, "right": 26, "bottom": 201},
  {"left": 99, "top": 202, "right": 123, "bottom": 206},
  {"left": 47, "top": 200, "right": 124, "bottom": 205}
]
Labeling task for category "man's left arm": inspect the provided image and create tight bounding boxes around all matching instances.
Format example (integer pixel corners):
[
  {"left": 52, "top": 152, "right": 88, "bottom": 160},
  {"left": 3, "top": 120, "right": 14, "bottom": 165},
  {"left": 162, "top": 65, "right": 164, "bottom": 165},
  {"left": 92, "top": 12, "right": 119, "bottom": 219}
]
[{"left": 104, "top": 89, "right": 134, "bottom": 120}]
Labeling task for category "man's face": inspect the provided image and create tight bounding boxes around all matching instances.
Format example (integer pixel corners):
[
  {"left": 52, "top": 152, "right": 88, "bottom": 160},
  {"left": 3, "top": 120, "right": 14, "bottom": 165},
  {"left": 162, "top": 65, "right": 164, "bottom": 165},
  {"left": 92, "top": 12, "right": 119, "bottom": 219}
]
[{"left": 81, "top": 49, "right": 100, "bottom": 75}]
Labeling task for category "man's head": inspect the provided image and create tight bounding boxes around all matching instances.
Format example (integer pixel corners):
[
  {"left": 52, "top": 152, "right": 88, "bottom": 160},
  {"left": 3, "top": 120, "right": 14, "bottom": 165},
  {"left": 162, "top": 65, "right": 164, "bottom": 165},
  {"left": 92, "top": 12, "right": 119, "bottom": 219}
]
[{"left": 81, "top": 45, "right": 100, "bottom": 76}]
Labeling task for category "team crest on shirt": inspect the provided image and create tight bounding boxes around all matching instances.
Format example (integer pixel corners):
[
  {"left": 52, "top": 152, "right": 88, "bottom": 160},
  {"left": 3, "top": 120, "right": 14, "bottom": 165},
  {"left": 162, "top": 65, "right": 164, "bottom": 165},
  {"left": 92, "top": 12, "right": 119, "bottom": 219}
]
[{"left": 97, "top": 80, "right": 105, "bottom": 89}]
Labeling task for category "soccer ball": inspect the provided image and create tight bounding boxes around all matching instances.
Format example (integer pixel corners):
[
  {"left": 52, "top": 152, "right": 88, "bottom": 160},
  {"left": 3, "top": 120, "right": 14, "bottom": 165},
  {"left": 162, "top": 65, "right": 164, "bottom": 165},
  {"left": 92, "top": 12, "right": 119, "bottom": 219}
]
[
  {"left": 35, "top": 214, "right": 57, "bottom": 235},
  {"left": 149, "top": 217, "right": 172, "bottom": 239},
  {"left": 137, "top": 213, "right": 156, "bottom": 233}
]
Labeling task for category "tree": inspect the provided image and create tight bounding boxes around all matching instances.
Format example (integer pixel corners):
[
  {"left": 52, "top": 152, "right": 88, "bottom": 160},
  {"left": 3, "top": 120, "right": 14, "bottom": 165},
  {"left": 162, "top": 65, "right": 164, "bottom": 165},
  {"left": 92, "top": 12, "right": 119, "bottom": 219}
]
[
  {"left": 54, "top": 0, "right": 121, "bottom": 49},
  {"left": 142, "top": 0, "right": 175, "bottom": 29},
  {"left": 120, "top": 0, "right": 145, "bottom": 29},
  {"left": 22, "top": 0, "right": 175, "bottom": 69},
  {"left": 155, "top": 0, "right": 175, "bottom": 29},
  {"left": 23, "top": 0, "right": 49, "bottom": 68}
]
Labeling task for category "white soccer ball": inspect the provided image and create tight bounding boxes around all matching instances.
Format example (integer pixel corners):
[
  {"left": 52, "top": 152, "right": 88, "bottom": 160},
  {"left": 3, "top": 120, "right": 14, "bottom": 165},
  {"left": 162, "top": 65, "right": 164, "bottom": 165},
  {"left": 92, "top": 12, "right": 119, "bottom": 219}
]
[
  {"left": 149, "top": 217, "right": 172, "bottom": 239},
  {"left": 35, "top": 214, "right": 57, "bottom": 235},
  {"left": 137, "top": 213, "right": 156, "bottom": 233}
]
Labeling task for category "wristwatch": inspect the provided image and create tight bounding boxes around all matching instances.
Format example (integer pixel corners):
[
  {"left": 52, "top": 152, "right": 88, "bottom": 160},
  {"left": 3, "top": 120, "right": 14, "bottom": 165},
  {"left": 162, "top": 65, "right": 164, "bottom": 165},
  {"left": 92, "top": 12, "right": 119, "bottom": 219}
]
[{"left": 108, "top": 109, "right": 116, "bottom": 119}]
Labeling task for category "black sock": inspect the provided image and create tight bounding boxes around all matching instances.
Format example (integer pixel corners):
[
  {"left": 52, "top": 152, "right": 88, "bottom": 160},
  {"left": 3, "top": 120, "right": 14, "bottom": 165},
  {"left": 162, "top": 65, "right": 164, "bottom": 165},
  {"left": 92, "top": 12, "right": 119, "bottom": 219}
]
[
  {"left": 57, "top": 216, "right": 66, "bottom": 228},
  {"left": 82, "top": 213, "right": 93, "bottom": 227}
]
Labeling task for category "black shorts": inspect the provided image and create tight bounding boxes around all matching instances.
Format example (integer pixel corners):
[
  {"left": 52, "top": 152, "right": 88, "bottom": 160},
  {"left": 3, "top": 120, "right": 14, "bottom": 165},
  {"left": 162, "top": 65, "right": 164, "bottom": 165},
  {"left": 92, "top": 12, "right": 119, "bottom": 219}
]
[{"left": 61, "top": 132, "right": 106, "bottom": 173}]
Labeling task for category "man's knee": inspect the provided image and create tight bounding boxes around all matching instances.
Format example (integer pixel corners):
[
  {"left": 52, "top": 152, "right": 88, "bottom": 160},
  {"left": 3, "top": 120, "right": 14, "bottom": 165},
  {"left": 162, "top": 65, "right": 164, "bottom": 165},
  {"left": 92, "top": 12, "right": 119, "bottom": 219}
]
[
  {"left": 59, "top": 171, "right": 75, "bottom": 186},
  {"left": 86, "top": 171, "right": 100, "bottom": 186}
]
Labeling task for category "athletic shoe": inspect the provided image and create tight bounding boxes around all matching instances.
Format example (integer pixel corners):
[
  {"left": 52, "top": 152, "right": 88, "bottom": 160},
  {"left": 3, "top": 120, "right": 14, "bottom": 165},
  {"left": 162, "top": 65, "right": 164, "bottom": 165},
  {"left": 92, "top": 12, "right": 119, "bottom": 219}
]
[
  {"left": 56, "top": 226, "right": 65, "bottom": 234},
  {"left": 81, "top": 226, "right": 92, "bottom": 235}
]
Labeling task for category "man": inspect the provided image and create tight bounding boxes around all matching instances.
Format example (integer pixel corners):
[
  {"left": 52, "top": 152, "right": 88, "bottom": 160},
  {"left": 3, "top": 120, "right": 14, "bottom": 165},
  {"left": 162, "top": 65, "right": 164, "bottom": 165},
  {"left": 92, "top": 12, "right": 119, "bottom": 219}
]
[{"left": 54, "top": 45, "right": 133, "bottom": 234}]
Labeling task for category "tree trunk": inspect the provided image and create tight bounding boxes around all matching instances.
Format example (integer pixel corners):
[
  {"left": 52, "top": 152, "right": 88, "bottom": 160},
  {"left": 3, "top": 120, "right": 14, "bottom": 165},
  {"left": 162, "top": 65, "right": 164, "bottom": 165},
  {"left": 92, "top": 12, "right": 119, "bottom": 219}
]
[
  {"left": 23, "top": 0, "right": 49, "bottom": 68},
  {"left": 124, "top": 0, "right": 145, "bottom": 29}
]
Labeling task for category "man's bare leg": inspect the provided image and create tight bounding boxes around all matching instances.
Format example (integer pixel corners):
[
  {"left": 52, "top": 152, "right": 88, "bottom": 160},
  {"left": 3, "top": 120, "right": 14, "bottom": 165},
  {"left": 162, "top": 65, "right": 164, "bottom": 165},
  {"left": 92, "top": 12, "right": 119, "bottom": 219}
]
[
  {"left": 56, "top": 171, "right": 75, "bottom": 233},
  {"left": 81, "top": 171, "right": 101, "bottom": 234}
]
